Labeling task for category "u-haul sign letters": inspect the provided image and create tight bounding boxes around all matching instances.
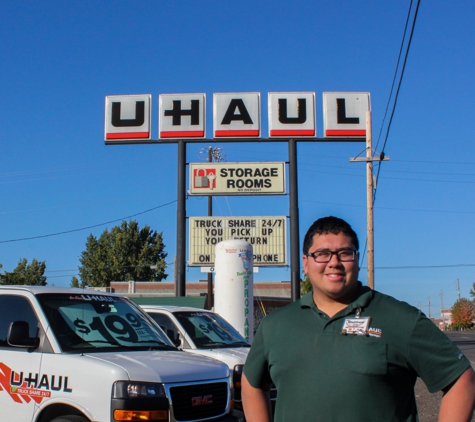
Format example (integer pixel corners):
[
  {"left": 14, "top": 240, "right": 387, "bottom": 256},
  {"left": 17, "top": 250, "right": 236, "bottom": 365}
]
[
  {"left": 189, "top": 162, "right": 285, "bottom": 196},
  {"left": 104, "top": 94, "right": 152, "bottom": 140},
  {"left": 323, "top": 92, "right": 371, "bottom": 138},
  {"left": 189, "top": 216, "right": 287, "bottom": 267},
  {"left": 105, "top": 91, "right": 370, "bottom": 142}
]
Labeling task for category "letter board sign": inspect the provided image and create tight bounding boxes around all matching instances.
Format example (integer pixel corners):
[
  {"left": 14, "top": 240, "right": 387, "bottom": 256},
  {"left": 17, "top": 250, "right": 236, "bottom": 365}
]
[
  {"left": 189, "top": 162, "right": 285, "bottom": 196},
  {"left": 159, "top": 93, "right": 206, "bottom": 139},
  {"left": 189, "top": 216, "right": 287, "bottom": 266},
  {"left": 323, "top": 92, "right": 370, "bottom": 138},
  {"left": 268, "top": 92, "right": 316, "bottom": 137},
  {"left": 104, "top": 94, "right": 152, "bottom": 141},
  {"left": 213, "top": 92, "right": 261, "bottom": 138}
]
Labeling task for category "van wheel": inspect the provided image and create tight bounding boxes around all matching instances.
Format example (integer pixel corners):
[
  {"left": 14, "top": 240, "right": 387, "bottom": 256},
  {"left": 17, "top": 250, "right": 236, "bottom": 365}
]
[{"left": 50, "top": 416, "right": 89, "bottom": 422}]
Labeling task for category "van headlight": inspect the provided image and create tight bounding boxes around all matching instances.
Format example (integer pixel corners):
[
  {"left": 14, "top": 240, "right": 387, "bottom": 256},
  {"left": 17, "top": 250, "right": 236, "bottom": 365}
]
[
  {"left": 233, "top": 365, "right": 243, "bottom": 389},
  {"left": 113, "top": 381, "right": 166, "bottom": 398}
]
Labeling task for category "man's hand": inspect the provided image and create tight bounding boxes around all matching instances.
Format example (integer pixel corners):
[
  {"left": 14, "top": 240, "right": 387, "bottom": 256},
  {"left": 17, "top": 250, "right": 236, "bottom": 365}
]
[
  {"left": 242, "top": 373, "right": 272, "bottom": 422},
  {"left": 439, "top": 367, "right": 475, "bottom": 422}
]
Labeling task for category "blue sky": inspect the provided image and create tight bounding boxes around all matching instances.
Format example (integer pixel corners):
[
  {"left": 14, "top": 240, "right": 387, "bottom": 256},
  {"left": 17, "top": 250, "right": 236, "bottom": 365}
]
[{"left": 1, "top": 1, "right": 474, "bottom": 315}]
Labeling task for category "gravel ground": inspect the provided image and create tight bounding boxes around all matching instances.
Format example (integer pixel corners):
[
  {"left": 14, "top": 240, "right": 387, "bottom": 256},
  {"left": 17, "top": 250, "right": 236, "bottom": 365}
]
[{"left": 415, "top": 375, "right": 475, "bottom": 422}]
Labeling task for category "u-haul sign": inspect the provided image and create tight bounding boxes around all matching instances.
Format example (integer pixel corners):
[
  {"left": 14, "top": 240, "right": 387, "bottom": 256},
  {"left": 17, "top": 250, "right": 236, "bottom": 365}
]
[
  {"left": 104, "top": 91, "right": 370, "bottom": 142},
  {"left": 104, "top": 94, "right": 151, "bottom": 140},
  {"left": 189, "top": 162, "right": 285, "bottom": 196},
  {"left": 323, "top": 92, "right": 370, "bottom": 138},
  {"left": 189, "top": 216, "right": 287, "bottom": 266}
]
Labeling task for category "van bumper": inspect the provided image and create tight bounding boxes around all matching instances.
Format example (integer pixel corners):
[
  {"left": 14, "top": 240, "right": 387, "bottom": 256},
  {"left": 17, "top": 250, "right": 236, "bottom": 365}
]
[{"left": 213, "top": 409, "right": 244, "bottom": 422}]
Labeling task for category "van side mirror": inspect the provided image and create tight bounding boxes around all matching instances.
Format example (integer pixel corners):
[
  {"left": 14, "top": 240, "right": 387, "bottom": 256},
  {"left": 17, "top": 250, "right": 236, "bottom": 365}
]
[
  {"left": 166, "top": 328, "right": 182, "bottom": 348},
  {"left": 7, "top": 321, "right": 39, "bottom": 348}
]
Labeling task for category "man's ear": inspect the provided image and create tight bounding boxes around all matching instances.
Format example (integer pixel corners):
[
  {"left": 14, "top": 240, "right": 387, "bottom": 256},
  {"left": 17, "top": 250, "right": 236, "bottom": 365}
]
[{"left": 302, "top": 254, "right": 309, "bottom": 275}]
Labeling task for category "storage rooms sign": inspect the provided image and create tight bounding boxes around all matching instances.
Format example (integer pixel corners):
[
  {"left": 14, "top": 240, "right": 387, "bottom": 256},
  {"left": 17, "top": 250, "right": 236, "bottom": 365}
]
[
  {"left": 189, "top": 162, "right": 285, "bottom": 196},
  {"left": 189, "top": 216, "right": 286, "bottom": 266}
]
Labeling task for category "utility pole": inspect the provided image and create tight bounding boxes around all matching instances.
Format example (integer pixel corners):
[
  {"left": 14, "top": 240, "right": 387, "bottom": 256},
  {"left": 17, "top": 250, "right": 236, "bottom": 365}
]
[
  {"left": 349, "top": 111, "right": 389, "bottom": 289},
  {"left": 456, "top": 278, "right": 461, "bottom": 300},
  {"left": 428, "top": 296, "right": 431, "bottom": 319},
  {"left": 440, "top": 290, "right": 445, "bottom": 329}
]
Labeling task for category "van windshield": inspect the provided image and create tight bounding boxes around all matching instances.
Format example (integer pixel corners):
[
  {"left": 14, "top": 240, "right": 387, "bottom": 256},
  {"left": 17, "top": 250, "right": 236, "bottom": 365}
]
[
  {"left": 174, "top": 311, "right": 250, "bottom": 349},
  {"left": 37, "top": 293, "right": 175, "bottom": 353}
]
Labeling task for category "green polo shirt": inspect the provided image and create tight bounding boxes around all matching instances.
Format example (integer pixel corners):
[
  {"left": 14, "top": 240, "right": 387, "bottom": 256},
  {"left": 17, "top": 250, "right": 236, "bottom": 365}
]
[{"left": 244, "top": 284, "right": 471, "bottom": 422}]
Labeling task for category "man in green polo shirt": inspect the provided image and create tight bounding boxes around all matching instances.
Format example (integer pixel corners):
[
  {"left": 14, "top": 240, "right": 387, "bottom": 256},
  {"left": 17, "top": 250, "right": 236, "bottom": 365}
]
[{"left": 242, "top": 216, "right": 475, "bottom": 421}]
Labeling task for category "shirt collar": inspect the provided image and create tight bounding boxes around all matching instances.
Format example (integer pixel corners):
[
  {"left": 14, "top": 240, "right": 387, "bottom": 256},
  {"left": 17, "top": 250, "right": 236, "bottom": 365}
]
[{"left": 300, "top": 282, "right": 374, "bottom": 316}]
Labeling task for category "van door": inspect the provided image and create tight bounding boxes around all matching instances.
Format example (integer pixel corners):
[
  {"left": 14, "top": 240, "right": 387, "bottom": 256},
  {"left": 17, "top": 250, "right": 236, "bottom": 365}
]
[{"left": 0, "top": 294, "right": 44, "bottom": 422}]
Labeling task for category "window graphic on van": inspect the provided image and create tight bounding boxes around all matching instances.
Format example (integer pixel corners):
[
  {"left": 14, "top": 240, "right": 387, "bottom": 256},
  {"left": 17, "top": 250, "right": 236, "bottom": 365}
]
[{"left": 37, "top": 294, "right": 174, "bottom": 352}]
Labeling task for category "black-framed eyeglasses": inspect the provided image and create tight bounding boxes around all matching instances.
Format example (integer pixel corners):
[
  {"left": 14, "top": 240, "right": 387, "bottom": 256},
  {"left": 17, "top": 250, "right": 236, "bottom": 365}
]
[{"left": 307, "top": 249, "right": 357, "bottom": 263}]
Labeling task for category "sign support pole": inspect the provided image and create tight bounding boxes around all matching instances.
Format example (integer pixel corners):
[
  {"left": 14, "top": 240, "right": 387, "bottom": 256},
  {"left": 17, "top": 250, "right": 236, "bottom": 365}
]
[
  {"left": 207, "top": 148, "right": 214, "bottom": 309},
  {"left": 176, "top": 140, "right": 186, "bottom": 296},
  {"left": 289, "top": 139, "right": 301, "bottom": 301}
]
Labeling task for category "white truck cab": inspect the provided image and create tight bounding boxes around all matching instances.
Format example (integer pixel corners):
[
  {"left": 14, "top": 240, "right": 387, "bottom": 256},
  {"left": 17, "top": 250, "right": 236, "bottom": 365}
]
[
  {"left": 140, "top": 305, "right": 267, "bottom": 412},
  {"left": 0, "top": 286, "right": 243, "bottom": 422}
]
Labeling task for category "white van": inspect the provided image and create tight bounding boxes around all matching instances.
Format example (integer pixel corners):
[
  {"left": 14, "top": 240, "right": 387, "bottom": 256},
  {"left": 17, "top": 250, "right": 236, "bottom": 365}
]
[
  {"left": 0, "top": 286, "right": 243, "bottom": 422},
  {"left": 140, "top": 305, "right": 276, "bottom": 412}
]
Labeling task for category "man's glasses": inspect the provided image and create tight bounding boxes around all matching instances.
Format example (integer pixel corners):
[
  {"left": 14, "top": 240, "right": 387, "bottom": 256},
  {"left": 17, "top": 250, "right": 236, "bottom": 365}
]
[{"left": 307, "top": 249, "right": 357, "bottom": 263}]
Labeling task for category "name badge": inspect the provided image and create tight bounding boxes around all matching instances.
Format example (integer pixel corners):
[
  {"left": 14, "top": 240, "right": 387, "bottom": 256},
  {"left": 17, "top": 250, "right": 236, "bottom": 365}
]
[{"left": 341, "top": 317, "right": 371, "bottom": 335}]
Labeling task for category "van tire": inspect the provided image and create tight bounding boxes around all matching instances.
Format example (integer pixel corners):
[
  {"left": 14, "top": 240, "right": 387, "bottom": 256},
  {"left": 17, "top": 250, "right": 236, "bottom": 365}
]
[{"left": 50, "top": 416, "right": 89, "bottom": 422}]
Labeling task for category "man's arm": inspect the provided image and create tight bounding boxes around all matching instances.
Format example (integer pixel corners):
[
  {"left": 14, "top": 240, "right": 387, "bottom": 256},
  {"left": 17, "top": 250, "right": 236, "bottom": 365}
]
[
  {"left": 242, "top": 373, "right": 272, "bottom": 422},
  {"left": 438, "top": 367, "right": 475, "bottom": 422}
]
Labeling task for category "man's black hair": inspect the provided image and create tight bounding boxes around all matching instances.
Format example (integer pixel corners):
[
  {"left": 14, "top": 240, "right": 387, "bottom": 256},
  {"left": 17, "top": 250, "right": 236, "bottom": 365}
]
[{"left": 302, "top": 216, "right": 359, "bottom": 254}]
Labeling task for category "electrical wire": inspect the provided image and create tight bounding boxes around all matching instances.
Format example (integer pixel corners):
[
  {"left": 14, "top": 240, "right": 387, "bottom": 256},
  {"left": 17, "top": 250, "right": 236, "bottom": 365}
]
[
  {"left": 361, "top": 0, "right": 421, "bottom": 264},
  {"left": 0, "top": 200, "right": 177, "bottom": 244}
]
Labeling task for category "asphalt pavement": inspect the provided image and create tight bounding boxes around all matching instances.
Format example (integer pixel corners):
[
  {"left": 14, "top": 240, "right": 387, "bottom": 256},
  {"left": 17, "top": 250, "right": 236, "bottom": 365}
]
[{"left": 416, "top": 331, "right": 475, "bottom": 422}]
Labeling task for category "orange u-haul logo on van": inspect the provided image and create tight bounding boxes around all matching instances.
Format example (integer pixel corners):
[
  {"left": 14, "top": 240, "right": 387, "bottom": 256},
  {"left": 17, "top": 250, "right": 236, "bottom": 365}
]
[{"left": 0, "top": 363, "right": 72, "bottom": 404}]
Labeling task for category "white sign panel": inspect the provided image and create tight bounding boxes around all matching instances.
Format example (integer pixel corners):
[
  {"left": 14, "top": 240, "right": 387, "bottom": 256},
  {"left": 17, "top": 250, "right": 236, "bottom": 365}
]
[
  {"left": 104, "top": 94, "right": 151, "bottom": 141},
  {"left": 189, "top": 216, "right": 287, "bottom": 266},
  {"left": 189, "top": 162, "right": 285, "bottom": 195},
  {"left": 159, "top": 93, "right": 205, "bottom": 139},
  {"left": 323, "top": 92, "right": 370, "bottom": 138},
  {"left": 213, "top": 92, "right": 261, "bottom": 138},
  {"left": 268, "top": 92, "right": 316, "bottom": 138}
]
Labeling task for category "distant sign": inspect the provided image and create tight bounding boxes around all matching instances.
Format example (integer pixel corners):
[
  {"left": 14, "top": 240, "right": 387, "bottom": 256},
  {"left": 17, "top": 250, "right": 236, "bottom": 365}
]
[
  {"left": 323, "top": 92, "right": 371, "bottom": 138},
  {"left": 189, "top": 216, "right": 287, "bottom": 266},
  {"left": 189, "top": 162, "right": 285, "bottom": 195}
]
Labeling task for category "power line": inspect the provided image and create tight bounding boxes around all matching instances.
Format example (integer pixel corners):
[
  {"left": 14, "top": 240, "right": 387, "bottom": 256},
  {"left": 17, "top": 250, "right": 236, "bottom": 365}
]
[
  {"left": 0, "top": 200, "right": 177, "bottom": 244},
  {"left": 360, "top": 0, "right": 421, "bottom": 266},
  {"left": 366, "top": 264, "right": 475, "bottom": 270},
  {"left": 374, "top": 0, "right": 421, "bottom": 192}
]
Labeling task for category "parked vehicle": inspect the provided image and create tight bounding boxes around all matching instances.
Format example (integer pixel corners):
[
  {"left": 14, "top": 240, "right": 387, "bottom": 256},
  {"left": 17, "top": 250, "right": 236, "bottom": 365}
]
[
  {"left": 141, "top": 305, "right": 276, "bottom": 412},
  {"left": 0, "top": 286, "right": 243, "bottom": 422}
]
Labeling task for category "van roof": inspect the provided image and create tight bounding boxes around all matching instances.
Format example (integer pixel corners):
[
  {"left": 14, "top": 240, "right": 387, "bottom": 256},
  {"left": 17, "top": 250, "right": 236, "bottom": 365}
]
[{"left": 0, "top": 285, "right": 119, "bottom": 296}]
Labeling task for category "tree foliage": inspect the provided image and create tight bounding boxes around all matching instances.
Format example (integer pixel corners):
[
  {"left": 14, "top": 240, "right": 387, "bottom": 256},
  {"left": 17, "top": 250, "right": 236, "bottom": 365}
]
[
  {"left": 73, "top": 220, "right": 167, "bottom": 287},
  {"left": 470, "top": 282, "right": 475, "bottom": 302},
  {"left": 301, "top": 273, "right": 312, "bottom": 295},
  {"left": 450, "top": 298, "right": 475, "bottom": 329},
  {"left": 0, "top": 259, "right": 47, "bottom": 285}
]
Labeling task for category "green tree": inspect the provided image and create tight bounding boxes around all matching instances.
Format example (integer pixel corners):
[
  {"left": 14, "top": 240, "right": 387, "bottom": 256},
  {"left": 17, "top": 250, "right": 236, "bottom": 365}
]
[
  {"left": 73, "top": 220, "right": 167, "bottom": 287},
  {"left": 0, "top": 259, "right": 47, "bottom": 285},
  {"left": 470, "top": 282, "right": 475, "bottom": 303},
  {"left": 71, "top": 276, "right": 80, "bottom": 288},
  {"left": 301, "top": 273, "right": 312, "bottom": 295},
  {"left": 450, "top": 298, "right": 475, "bottom": 329}
]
